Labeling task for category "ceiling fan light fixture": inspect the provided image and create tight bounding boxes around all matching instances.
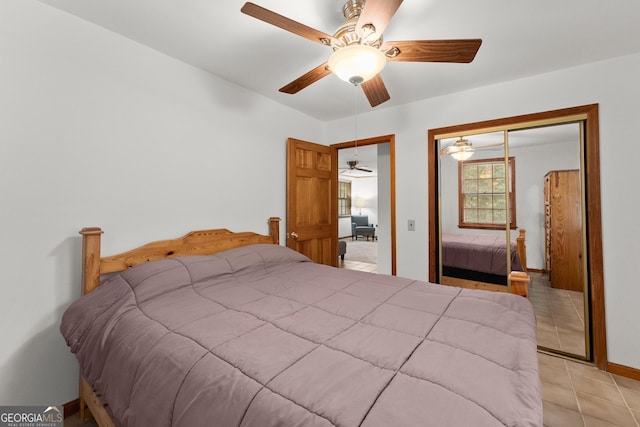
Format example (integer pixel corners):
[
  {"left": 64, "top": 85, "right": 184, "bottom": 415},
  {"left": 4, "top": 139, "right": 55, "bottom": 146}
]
[
  {"left": 450, "top": 149, "right": 474, "bottom": 161},
  {"left": 443, "top": 137, "right": 475, "bottom": 161},
  {"left": 328, "top": 44, "right": 386, "bottom": 85}
]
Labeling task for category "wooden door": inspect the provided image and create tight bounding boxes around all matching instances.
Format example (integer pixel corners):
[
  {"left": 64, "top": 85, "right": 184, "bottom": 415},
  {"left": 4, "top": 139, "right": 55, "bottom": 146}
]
[{"left": 286, "top": 138, "right": 338, "bottom": 266}]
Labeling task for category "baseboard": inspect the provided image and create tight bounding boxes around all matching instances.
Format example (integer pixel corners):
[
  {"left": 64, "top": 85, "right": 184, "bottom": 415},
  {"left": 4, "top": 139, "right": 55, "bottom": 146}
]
[
  {"left": 63, "top": 398, "right": 79, "bottom": 419},
  {"left": 608, "top": 362, "right": 640, "bottom": 381}
]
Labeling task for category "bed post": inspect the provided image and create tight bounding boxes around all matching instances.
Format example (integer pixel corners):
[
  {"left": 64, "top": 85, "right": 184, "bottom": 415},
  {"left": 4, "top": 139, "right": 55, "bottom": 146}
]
[
  {"left": 268, "top": 217, "right": 281, "bottom": 245},
  {"left": 516, "top": 229, "right": 527, "bottom": 272},
  {"left": 80, "top": 227, "right": 103, "bottom": 295},
  {"left": 78, "top": 227, "right": 104, "bottom": 422}
]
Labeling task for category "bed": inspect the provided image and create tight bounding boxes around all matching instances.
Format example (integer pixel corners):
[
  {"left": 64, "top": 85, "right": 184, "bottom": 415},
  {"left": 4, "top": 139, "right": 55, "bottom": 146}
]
[
  {"left": 61, "top": 218, "right": 542, "bottom": 427},
  {"left": 441, "top": 229, "right": 529, "bottom": 295}
]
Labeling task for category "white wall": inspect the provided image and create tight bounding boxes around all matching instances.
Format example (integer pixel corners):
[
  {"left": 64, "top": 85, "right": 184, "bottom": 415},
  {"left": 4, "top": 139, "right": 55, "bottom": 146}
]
[
  {"left": 351, "top": 177, "right": 378, "bottom": 224},
  {"left": 325, "top": 53, "right": 640, "bottom": 371},
  {"left": 0, "top": 1, "right": 322, "bottom": 405},
  {"left": 338, "top": 213, "right": 353, "bottom": 237}
]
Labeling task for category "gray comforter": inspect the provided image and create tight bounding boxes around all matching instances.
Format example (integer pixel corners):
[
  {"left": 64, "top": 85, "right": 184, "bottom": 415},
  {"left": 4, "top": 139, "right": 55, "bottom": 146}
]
[{"left": 61, "top": 244, "right": 541, "bottom": 426}]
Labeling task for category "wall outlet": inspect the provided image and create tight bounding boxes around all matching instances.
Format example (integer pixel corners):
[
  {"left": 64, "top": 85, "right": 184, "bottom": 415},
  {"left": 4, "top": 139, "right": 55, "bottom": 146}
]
[{"left": 408, "top": 219, "right": 415, "bottom": 231}]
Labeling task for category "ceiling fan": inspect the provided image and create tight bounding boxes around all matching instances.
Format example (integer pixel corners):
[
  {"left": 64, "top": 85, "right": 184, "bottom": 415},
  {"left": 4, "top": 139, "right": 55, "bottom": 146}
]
[
  {"left": 340, "top": 160, "right": 373, "bottom": 174},
  {"left": 241, "top": 0, "right": 482, "bottom": 108},
  {"left": 440, "top": 137, "right": 504, "bottom": 161}
]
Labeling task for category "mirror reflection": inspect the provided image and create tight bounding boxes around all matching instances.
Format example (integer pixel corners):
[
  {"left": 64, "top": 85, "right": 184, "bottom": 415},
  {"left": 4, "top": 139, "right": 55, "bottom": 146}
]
[
  {"left": 438, "top": 122, "right": 587, "bottom": 358},
  {"left": 438, "top": 131, "right": 516, "bottom": 292}
]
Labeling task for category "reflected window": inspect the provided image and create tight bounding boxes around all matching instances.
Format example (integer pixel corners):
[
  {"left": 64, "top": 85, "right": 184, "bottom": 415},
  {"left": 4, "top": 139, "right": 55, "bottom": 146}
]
[{"left": 458, "top": 157, "right": 516, "bottom": 230}]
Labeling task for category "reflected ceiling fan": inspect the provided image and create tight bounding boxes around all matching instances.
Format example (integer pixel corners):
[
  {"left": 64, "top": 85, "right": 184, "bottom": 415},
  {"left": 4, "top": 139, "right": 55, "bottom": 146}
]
[
  {"left": 340, "top": 160, "right": 373, "bottom": 174},
  {"left": 241, "top": 0, "right": 482, "bottom": 107},
  {"left": 440, "top": 137, "right": 504, "bottom": 161}
]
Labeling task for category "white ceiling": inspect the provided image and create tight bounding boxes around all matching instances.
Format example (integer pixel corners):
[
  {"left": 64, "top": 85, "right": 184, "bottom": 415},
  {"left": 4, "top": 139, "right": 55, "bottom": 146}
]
[{"left": 37, "top": 0, "right": 640, "bottom": 121}]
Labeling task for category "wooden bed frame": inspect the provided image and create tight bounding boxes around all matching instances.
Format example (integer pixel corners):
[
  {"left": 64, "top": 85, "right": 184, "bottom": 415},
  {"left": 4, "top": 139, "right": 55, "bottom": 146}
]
[
  {"left": 441, "top": 229, "right": 529, "bottom": 296},
  {"left": 76, "top": 217, "right": 281, "bottom": 426}
]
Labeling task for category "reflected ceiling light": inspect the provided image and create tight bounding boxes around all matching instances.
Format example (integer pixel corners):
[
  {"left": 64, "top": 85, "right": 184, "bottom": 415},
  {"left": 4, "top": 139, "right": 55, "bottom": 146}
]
[
  {"left": 328, "top": 44, "right": 386, "bottom": 85},
  {"left": 442, "top": 137, "right": 474, "bottom": 161}
]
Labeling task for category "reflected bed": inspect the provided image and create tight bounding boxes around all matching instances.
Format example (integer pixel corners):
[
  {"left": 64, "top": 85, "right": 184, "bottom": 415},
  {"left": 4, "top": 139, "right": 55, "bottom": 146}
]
[{"left": 441, "top": 229, "right": 528, "bottom": 294}]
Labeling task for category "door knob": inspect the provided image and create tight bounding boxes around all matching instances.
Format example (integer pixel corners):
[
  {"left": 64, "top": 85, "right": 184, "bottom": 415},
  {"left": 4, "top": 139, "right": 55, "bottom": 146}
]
[{"left": 289, "top": 231, "right": 299, "bottom": 240}]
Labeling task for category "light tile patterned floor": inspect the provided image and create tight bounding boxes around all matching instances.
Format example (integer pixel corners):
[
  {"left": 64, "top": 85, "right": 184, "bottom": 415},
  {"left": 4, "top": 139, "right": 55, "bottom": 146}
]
[
  {"left": 529, "top": 271, "right": 587, "bottom": 357},
  {"left": 338, "top": 258, "right": 378, "bottom": 273},
  {"left": 540, "top": 353, "right": 640, "bottom": 426}
]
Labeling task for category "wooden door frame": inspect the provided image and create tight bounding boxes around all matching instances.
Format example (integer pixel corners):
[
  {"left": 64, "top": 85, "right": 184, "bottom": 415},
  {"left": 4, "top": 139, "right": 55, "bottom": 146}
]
[
  {"left": 428, "top": 104, "right": 607, "bottom": 370},
  {"left": 332, "top": 134, "right": 397, "bottom": 275}
]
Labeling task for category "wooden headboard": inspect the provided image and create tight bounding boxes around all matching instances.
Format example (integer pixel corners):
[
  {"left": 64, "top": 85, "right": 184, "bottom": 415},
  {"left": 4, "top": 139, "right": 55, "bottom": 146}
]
[{"left": 79, "top": 217, "right": 281, "bottom": 295}]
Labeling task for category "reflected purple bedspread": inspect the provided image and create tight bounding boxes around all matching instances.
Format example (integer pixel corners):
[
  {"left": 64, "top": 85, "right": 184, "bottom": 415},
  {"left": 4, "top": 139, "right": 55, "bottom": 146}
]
[{"left": 442, "top": 233, "right": 523, "bottom": 276}]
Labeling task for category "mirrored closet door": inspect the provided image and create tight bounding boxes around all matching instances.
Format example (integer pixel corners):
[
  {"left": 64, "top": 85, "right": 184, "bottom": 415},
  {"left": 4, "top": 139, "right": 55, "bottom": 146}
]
[
  {"left": 429, "top": 106, "right": 604, "bottom": 363},
  {"left": 438, "top": 131, "right": 513, "bottom": 293},
  {"left": 506, "top": 124, "right": 587, "bottom": 358}
]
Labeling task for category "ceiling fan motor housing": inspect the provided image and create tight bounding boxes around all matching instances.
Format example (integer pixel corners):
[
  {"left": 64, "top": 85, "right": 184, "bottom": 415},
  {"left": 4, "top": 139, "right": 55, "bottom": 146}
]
[
  {"left": 345, "top": 160, "right": 373, "bottom": 172},
  {"left": 332, "top": 0, "right": 382, "bottom": 50}
]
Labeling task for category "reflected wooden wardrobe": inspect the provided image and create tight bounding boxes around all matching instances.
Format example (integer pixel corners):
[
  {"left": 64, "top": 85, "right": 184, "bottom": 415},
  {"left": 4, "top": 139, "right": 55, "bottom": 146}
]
[{"left": 544, "top": 170, "right": 584, "bottom": 292}]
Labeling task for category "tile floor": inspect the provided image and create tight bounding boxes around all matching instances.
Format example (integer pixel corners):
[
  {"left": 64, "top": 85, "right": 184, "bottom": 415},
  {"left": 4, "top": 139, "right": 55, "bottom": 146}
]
[
  {"left": 338, "top": 257, "right": 378, "bottom": 273},
  {"left": 529, "top": 271, "right": 587, "bottom": 357},
  {"left": 539, "top": 352, "right": 640, "bottom": 426}
]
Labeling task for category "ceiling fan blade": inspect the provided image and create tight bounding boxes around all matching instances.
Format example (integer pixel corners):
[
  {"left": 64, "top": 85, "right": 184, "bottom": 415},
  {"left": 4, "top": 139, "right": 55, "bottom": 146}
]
[
  {"left": 279, "top": 63, "right": 331, "bottom": 94},
  {"left": 361, "top": 75, "right": 390, "bottom": 107},
  {"left": 356, "top": 166, "right": 373, "bottom": 172},
  {"left": 475, "top": 142, "right": 506, "bottom": 149},
  {"left": 383, "top": 39, "right": 482, "bottom": 63},
  {"left": 241, "top": 2, "right": 335, "bottom": 46},
  {"left": 356, "top": 0, "right": 403, "bottom": 38}
]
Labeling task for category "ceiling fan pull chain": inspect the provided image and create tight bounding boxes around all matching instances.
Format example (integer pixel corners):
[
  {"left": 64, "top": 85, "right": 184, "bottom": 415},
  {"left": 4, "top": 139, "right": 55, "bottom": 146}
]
[{"left": 354, "top": 82, "right": 359, "bottom": 156}]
